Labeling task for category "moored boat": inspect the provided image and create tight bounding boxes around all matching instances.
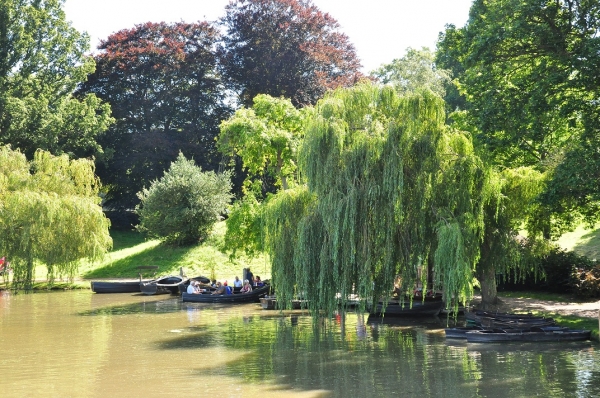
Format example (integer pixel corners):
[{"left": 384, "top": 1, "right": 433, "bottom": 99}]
[
  {"left": 259, "top": 296, "right": 305, "bottom": 310},
  {"left": 140, "top": 275, "right": 187, "bottom": 295},
  {"left": 91, "top": 280, "right": 149, "bottom": 293},
  {"left": 182, "top": 283, "right": 270, "bottom": 303},
  {"left": 465, "top": 326, "right": 591, "bottom": 343},
  {"left": 444, "top": 325, "right": 486, "bottom": 339},
  {"left": 370, "top": 297, "right": 445, "bottom": 317}
]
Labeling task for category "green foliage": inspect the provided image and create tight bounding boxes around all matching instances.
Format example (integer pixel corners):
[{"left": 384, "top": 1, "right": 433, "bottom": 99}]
[
  {"left": 136, "top": 153, "right": 233, "bottom": 246},
  {"left": 572, "top": 265, "right": 600, "bottom": 299},
  {"left": 0, "top": 0, "right": 113, "bottom": 158},
  {"left": 0, "top": 146, "right": 112, "bottom": 290},
  {"left": 437, "top": 0, "right": 600, "bottom": 227},
  {"left": 218, "top": 94, "right": 304, "bottom": 194},
  {"left": 371, "top": 47, "right": 451, "bottom": 97},
  {"left": 222, "top": 193, "right": 264, "bottom": 259},
  {"left": 263, "top": 82, "right": 489, "bottom": 314}
]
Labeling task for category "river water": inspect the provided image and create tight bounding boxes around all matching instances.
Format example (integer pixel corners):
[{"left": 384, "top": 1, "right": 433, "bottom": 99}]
[{"left": 0, "top": 290, "right": 599, "bottom": 398}]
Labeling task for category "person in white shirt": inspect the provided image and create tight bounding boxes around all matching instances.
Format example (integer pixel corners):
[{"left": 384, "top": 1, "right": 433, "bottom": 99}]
[
  {"left": 233, "top": 276, "right": 242, "bottom": 288},
  {"left": 187, "top": 281, "right": 201, "bottom": 294}
]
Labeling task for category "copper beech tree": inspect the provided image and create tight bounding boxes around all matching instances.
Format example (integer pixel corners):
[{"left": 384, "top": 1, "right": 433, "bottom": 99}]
[
  {"left": 79, "top": 21, "right": 230, "bottom": 211},
  {"left": 219, "top": 0, "right": 363, "bottom": 107}
]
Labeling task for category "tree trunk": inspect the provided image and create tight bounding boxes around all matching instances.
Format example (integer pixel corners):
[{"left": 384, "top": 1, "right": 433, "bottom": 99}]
[{"left": 479, "top": 264, "right": 498, "bottom": 310}]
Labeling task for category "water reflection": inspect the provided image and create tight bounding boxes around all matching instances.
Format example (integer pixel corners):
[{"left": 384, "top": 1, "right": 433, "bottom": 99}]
[{"left": 0, "top": 291, "right": 599, "bottom": 398}]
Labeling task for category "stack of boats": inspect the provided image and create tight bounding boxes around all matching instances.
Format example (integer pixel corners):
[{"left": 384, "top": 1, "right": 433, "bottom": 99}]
[{"left": 446, "top": 310, "right": 591, "bottom": 342}]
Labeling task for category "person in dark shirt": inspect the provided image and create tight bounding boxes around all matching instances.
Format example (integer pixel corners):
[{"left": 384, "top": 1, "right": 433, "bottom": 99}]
[
  {"left": 212, "top": 282, "right": 226, "bottom": 295},
  {"left": 245, "top": 268, "right": 254, "bottom": 286}
]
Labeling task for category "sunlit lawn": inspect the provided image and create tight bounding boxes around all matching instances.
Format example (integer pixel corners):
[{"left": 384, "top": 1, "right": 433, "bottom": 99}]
[{"left": 78, "top": 221, "right": 270, "bottom": 283}]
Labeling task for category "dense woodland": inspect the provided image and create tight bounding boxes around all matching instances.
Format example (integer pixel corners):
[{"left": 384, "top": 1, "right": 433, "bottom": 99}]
[{"left": 1, "top": 0, "right": 600, "bottom": 308}]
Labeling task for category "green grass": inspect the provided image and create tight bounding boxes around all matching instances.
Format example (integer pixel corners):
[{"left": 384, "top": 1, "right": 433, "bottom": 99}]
[
  {"left": 1, "top": 221, "right": 269, "bottom": 290},
  {"left": 557, "top": 223, "right": 600, "bottom": 260},
  {"left": 79, "top": 221, "right": 270, "bottom": 283}
]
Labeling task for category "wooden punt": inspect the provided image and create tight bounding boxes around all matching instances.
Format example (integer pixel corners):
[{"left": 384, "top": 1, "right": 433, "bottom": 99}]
[
  {"left": 370, "top": 297, "right": 445, "bottom": 317},
  {"left": 182, "top": 283, "right": 270, "bottom": 303},
  {"left": 465, "top": 327, "right": 591, "bottom": 343},
  {"left": 90, "top": 280, "right": 149, "bottom": 293}
]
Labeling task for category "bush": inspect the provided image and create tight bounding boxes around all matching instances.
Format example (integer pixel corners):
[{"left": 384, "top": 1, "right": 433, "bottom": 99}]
[
  {"left": 572, "top": 265, "right": 600, "bottom": 298},
  {"left": 498, "top": 245, "right": 593, "bottom": 293},
  {"left": 136, "top": 153, "right": 233, "bottom": 246}
]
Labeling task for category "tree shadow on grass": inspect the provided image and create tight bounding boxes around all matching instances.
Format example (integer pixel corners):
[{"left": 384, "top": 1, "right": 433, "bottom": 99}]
[
  {"left": 571, "top": 228, "right": 600, "bottom": 261},
  {"left": 83, "top": 243, "right": 189, "bottom": 278}
]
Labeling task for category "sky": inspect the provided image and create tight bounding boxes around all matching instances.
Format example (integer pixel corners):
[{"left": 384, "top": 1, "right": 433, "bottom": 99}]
[{"left": 64, "top": 0, "right": 474, "bottom": 73}]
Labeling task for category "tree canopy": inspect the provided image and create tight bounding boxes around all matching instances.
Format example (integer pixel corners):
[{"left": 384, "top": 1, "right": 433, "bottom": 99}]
[
  {"left": 371, "top": 47, "right": 451, "bottom": 97},
  {"left": 78, "top": 21, "right": 230, "bottom": 210},
  {"left": 219, "top": 0, "right": 363, "bottom": 107},
  {"left": 218, "top": 94, "right": 304, "bottom": 194},
  {"left": 436, "top": 0, "right": 600, "bottom": 226},
  {"left": 258, "top": 83, "right": 490, "bottom": 313},
  {"left": 0, "top": 0, "right": 113, "bottom": 158},
  {"left": 136, "top": 153, "right": 233, "bottom": 246},
  {"left": 0, "top": 145, "right": 112, "bottom": 290}
]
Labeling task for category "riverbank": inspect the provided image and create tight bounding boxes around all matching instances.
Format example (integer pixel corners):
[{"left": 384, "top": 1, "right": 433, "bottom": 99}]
[{"left": 471, "top": 293, "right": 600, "bottom": 341}]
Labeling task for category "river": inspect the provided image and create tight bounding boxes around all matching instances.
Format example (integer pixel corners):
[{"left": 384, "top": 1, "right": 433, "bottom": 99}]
[{"left": 0, "top": 290, "right": 598, "bottom": 397}]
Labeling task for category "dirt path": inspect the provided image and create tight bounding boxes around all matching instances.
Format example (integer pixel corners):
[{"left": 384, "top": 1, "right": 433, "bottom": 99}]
[{"left": 471, "top": 295, "right": 600, "bottom": 319}]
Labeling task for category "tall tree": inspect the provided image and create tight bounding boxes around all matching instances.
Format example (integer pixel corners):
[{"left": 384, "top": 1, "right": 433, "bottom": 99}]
[
  {"left": 219, "top": 0, "right": 363, "bottom": 107},
  {"left": 0, "top": 145, "right": 112, "bottom": 290},
  {"left": 436, "top": 0, "right": 600, "bottom": 224},
  {"left": 371, "top": 47, "right": 451, "bottom": 97},
  {"left": 78, "top": 21, "right": 231, "bottom": 211},
  {"left": 261, "top": 83, "right": 490, "bottom": 313},
  {"left": 0, "top": 0, "right": 112, "bottom": 158}
]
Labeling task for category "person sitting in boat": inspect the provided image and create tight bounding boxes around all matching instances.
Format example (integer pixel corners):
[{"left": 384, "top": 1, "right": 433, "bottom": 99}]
[
  {"left": 233, "top": 276, "right": 242, "bottom": 288},
  {"left": 240, "top": 279, "right": 253, "bottom": 293},
  {"left": 212, "top": 282, "right": 227, "bottom": 295},
  {"left": 253, "top": 276, "right": 264, "bottom": 287},
  {"left": 186, "top": 281, "right": 201, "bottom": 294}
]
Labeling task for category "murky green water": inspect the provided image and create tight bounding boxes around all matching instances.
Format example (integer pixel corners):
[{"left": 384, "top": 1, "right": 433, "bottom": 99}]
[{"left": 0, "top": 290, "right": 598, "bottom": 397}]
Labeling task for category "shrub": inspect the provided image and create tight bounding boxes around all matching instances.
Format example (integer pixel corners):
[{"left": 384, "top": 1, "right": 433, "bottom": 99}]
[
  {"left": 572, "top": 265, "right": 600, "bottom": 298},
  {"left": 136, "top": 153, "right": 233, "bottom": 246},
  {"left": 498, "top": 245, "right": 593, "bottom": 293}
]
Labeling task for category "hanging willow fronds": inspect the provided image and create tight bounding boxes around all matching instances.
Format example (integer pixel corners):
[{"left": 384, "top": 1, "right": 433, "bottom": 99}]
[
  {"left": 0, "top": 147, "right": 112, "bottom": 290},
  {"left": 263, "top": 82, "right": 488, "bottom": 314}
]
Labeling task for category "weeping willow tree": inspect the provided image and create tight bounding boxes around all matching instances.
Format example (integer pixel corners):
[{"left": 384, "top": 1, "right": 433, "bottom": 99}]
[
  {"left": 261, "top": 82, "right": 491, "bottom": 313},
  {"left": 476, "top": 166, "right": 546, "bottom": 307},
  {"left": 0, "top": 146, "right": 112, "bottom": 290}
]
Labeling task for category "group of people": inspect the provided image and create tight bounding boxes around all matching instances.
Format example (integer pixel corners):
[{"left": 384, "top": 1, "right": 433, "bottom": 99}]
[{"left": 185, "top": 269, "right": 263, "bottom": 295}]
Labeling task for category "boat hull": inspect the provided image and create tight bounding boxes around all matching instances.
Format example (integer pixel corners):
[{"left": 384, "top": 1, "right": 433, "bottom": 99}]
[
  {"left": 259, "top": 297, "right": 305, "bottom": 310},
  {"left": 182, "top": 284, "right": 270, "bottom": 303},
  {"left": 91, "top": 280, "right": 148, "bottom": 293},
  {"left": 370, "top": 298, "right": 444, "bottom": 317},
  {"left": 466, "top": 328, "right": 591, "bottom": 343},
  {"left": 140, "top": 275, "right": 187, "bottom": 295}
]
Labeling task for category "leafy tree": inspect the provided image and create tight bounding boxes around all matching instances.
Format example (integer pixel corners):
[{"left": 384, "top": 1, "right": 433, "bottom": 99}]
[
  {"left": 218, "top": 94, "right": 304, "bottom": 193},
  {"left": 371, "top": 47, "right": 451, "bottom": 97},
  {"left": 436, "top": 0, "right": 600, "bottom": 224},
  {"left": 219, "top": 0, "right": 363, "bottom": 107},
  {"left": 0, "top": 145, "right": 112, "bottom": 290},
  {"left": 78, "top": 21, "right": 231, "bottom": 210},
  {"left": 0, "top": 0, "right": 113, "bottom": 158},
  {"left": 259, "top": 83, "right": 491, "bottom": 313},
  {"left": 136, "top": 153, "right": 233, "bottom": 246}
]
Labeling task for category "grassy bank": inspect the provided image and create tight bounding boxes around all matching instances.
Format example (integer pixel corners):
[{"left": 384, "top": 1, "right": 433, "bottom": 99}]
[{"left": 1, "top": 221, "right": 270, "bottom": 290}]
